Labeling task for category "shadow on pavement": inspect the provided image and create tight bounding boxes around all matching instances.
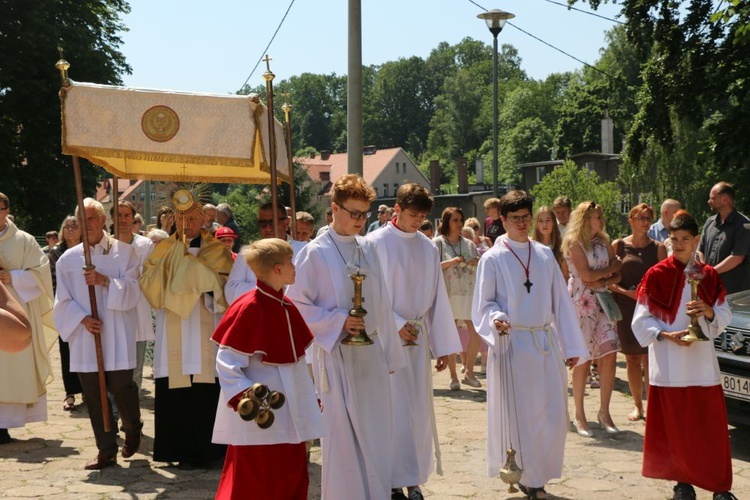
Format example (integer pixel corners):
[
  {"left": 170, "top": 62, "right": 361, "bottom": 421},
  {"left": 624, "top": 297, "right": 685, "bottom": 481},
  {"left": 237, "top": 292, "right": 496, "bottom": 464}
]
[{"left": 1, "top": 438, "right": 79, "bottom": 461}]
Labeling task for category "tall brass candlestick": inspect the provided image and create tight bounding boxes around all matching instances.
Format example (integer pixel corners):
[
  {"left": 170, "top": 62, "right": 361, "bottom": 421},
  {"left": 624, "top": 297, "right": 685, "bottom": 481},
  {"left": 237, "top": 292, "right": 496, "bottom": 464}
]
[
  {"left": 682, "top": 253, "right": 709, "bottom": 342},
  {"left": 341, "top": 271, "right": 373, "bottom": 345}
]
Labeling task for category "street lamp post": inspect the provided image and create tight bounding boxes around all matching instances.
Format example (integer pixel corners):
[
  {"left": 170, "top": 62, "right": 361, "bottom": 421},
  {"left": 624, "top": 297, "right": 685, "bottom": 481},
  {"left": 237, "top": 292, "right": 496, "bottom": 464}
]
[{"left": 477, "top": 9, "right": 515, "bottom": 198}]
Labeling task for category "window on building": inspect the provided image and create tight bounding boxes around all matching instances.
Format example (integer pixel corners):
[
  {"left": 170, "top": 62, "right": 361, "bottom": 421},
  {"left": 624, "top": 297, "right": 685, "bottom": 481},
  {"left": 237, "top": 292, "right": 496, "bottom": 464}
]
[
  {"left": 394, "top": 183, "right": 399, "bottom": 194},
  {"left": 536, "top": 167, "right": 545, "bottom": 183},
  {"left": 395, "top": 162, "right": 399, "bottom": 174},
  {"left": 585, "top": 162, "right": 595, "bottom": 170},
  {"left": 140, "top": 192, "right": 145, "bottom": 200},
  {"left": 150, "top": 192, "right": 156, "bottom": 201},
  {"left": 374, "top": 187, "right": 378, "bottom": 197},
  {"left": 383, "top": 183, "right": 389, "bottom": 197}
]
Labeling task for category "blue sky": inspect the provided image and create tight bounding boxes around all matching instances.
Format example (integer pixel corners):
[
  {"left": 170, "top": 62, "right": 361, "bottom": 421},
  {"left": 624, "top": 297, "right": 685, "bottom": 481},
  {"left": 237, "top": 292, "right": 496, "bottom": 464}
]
[{"left": 119, "top": 0, "right": 624, "bottom": 94}]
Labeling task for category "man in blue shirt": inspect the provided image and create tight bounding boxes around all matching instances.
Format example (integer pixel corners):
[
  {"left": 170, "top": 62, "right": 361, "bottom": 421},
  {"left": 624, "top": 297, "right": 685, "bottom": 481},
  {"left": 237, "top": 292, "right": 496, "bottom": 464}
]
[
  {"left": 648, "top": 199, "right": 681, "bottom": 243},
  {"left": 367, "top": 204, "right": 390, "bottom": 233}
]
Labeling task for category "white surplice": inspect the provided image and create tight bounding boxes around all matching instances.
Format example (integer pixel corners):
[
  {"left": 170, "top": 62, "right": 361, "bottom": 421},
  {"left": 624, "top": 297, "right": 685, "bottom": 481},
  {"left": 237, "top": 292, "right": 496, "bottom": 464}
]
[
  {"left": 54, "top": 237, "right": 141, "bottom": 372},
  {"left": 130, "top": 233, "right": 155, "bottom": 342},
  {"left": 473, "top": 236, "right": 589, "bottom": 488},
  {"left": 367, "top": 223, "right": 461, "bottom": 487},
  {"left": 286, "top": 230, "right": 405, "bottom": 500},
  {"left": 212, "top": 350, "right": 324, "bottom": 446},
  {"left": 632, "top": 282, "right": 731, "bottom": 388}
]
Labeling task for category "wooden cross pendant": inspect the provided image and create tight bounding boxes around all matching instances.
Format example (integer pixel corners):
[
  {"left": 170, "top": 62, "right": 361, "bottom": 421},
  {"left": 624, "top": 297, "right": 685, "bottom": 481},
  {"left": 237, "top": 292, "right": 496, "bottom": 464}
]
[{"left": 524, "top": 279, "right": 533, "bottom": 293}]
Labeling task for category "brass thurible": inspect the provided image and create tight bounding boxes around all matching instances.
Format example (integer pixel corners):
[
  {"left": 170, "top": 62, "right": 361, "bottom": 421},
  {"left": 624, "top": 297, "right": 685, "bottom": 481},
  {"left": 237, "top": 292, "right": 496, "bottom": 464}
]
[
  {"left": 238, "top": 383, "right": 286, "bottom": 429},
  {"left": 682, "top": 254, "right": 709, "bottom": 343},
  {"left": 341, "top": 272, "right": 374, "bottom": 345},
  {"left": 499, "top": 447, "right": 523, "bottom": 493}
]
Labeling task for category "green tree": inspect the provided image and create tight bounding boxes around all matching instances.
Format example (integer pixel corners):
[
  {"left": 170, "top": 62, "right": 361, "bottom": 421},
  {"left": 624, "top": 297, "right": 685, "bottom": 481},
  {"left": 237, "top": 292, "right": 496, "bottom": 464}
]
[
  {"left": 530, "top": 160, "right": 626, "bottom": 237},
  {"left": 573, "top": 0, "right": 750, "bottom": 218},
  {"left": 0, "top": 0, "right": 131, "bottom": 234}
]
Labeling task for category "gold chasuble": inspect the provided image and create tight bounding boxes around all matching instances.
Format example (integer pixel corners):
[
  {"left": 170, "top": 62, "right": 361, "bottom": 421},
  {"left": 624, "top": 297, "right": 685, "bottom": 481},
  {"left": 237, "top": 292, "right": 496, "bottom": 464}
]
[
  {"left": 0, "top": 222, "right": 56, "bottom": 403},
  {"left": 140, "top": 230, "right": 233, "bottom": 388}
]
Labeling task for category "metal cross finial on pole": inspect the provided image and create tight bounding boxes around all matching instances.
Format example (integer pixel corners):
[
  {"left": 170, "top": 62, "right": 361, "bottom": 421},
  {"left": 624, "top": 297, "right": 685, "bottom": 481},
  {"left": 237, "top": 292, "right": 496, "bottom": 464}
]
[
  {"left": 55, "top": 46, "right": 70, "bottom": 87},
  {"left": 262, "top": 54, "right": 273, "bottom": 72}
]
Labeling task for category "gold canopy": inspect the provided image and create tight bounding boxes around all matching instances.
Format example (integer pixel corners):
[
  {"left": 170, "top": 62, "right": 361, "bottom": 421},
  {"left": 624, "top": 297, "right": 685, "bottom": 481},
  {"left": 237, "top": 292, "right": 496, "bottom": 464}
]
[{"left": 60, "top": 81, "right": 289, "bottom": 184}]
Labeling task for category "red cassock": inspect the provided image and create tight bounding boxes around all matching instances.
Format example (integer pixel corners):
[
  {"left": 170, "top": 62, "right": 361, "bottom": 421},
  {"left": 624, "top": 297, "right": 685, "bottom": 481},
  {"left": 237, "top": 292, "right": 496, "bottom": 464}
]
[{"left": 212, "top": 281, "right": 314, "bottom": 500}]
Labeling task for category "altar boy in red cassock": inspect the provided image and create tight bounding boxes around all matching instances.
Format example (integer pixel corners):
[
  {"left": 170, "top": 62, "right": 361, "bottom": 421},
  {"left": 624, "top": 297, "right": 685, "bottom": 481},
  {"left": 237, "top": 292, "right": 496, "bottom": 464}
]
[
  {"left": 211, "top": 238, "right": 324, "bottom": 500},
  {"left": 632, "top": 210, "right": 735, "bottom": 500}
]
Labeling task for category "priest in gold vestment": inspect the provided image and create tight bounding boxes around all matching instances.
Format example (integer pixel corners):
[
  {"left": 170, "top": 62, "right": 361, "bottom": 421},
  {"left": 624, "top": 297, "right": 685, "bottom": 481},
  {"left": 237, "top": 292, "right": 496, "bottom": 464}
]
[{"left": 140, "top": 206, "right": 233, "bottom": 469}]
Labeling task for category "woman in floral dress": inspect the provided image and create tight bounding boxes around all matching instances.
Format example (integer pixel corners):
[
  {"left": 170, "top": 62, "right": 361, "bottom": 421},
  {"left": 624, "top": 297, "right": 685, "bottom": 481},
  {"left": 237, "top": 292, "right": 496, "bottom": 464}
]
[
  {"left": 434, "top": 207, "right": 480, "bottom": 390},
  {"left": 562, "top": 201, "right": 622, "bottom": 437}
]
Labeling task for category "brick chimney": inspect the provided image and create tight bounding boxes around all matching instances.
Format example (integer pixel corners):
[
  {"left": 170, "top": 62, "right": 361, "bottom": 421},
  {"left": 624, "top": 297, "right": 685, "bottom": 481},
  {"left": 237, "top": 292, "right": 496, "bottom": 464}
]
[
  {"left": 429, "top": 160, "right": 441, "bottom": 195},
  {"left": 457, "top": 157, "right": 468, "bottom": 194},
  {"left": 320, "top": 150, "right": 331, "bottom": 161},
  {"left": 475, "top": 157, "right": 484, "bottom": 185}
]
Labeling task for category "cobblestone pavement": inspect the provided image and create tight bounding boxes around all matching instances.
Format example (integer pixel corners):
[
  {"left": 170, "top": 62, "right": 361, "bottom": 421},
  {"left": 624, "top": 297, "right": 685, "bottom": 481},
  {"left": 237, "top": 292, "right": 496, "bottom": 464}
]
[{"left": 1, "top": 349, "right": 748, "bottom": 499}]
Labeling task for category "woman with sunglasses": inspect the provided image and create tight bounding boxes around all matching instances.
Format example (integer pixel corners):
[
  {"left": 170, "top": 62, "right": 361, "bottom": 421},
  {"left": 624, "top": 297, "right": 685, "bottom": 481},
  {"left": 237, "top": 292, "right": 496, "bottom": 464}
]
[
  {"left": 562, "top": 201, "right": 622, "bottom": 437},
  {"left": 610, "top": 204, "right": 667, "bottom": 422},
  {"left": 49, "top": 215, "right": 84, "bottom": 411}
]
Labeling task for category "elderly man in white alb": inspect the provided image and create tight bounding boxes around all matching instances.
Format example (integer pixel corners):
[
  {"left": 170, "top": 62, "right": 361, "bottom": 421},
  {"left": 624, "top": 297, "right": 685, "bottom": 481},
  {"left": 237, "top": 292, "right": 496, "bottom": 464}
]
[{"left": 54, "top": 198, "right": 143, "bottom": 469}]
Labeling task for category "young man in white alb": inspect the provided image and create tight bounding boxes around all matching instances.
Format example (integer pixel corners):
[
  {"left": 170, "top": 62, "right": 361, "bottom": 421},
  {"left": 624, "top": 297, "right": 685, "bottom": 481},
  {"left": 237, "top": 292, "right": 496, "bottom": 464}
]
[{"left": 473, "top": 190, "right": 588, "bottom": 498}]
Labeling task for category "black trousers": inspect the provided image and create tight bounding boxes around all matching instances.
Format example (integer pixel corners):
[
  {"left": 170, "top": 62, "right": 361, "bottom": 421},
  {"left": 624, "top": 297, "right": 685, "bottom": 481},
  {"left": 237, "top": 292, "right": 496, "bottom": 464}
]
[
  {"left": 153, "top": 376, "right": 226, "bottom": 464},
  {"left": 78, "top": 370, "right": 142, "bottom": 456},
  {"left": 58, "top": 340, "right": 82, "bottom": 397}
]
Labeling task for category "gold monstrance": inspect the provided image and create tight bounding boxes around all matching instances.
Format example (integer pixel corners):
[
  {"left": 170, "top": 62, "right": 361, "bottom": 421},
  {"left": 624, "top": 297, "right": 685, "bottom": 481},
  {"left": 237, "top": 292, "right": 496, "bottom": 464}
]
[
  {"left": 682, "top": 252, "right": 709, "bottom": 342},
  {"left": 341, "top": 246, "right": 373, "bottom": 346}
]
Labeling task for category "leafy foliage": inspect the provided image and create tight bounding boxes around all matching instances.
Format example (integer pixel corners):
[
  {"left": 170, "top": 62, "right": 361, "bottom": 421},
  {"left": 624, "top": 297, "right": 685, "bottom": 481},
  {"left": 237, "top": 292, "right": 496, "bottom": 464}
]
[
  {"left": 0, "top": 0, "right": 131, "bottom": 234},
  {"left": 530, "top": 160, "right": 626, "bottom": 237}
]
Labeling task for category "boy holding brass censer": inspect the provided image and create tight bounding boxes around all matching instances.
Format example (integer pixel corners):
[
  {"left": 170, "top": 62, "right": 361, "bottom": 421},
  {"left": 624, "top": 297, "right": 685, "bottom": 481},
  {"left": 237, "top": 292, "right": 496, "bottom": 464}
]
[{"left": 211, "top": 239, "right": 324, "bottom": 500}]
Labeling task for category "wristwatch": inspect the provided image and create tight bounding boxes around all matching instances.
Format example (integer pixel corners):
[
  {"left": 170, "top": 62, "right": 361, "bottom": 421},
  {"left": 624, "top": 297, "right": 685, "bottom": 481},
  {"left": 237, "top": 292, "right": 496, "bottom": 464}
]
[{"left": 656, "top": 330, "right": 664, "bottom": 342}]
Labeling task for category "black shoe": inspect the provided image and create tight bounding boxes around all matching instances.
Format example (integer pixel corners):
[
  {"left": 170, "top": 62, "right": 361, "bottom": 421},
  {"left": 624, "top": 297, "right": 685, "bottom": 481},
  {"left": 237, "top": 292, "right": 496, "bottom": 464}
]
[
  {"left": 391, "top": 489, "right": 408, "bottom": 500},
  {"left": 713, "top": 493, "right": 738, "bottom": 500},
  {"left": 0, "top": 429, "right": 11, "bottom": 444},
  {"left": 518, "top": 483, "right": 547, "bottom": 499},
  {"left": 673, "top": 483, "right": 697, "bottom": 500},
  {"left": 176, "top": 461, "right": 194, "bottom": 471},
  {"left": 407, "top": 489, "right": 425, "bottom": 500}
]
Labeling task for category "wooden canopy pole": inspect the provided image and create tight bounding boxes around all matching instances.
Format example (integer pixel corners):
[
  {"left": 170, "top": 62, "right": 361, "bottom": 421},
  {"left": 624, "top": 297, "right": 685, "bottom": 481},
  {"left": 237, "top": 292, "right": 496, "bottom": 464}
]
[
  {"left": 72, "top": 156, "right": 112, "bottom": 432},
  {"left": 262, "top": 55, "right": 281, "bottom": 239},
  {"left": 282, "top": 99, "right": 297, "bottom": 239}
]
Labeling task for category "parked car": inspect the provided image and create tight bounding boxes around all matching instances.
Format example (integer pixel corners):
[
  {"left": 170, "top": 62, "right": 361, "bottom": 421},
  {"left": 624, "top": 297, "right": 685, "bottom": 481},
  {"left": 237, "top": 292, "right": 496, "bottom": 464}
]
[{"left": 716, "top": 290, "right": 750, "bottom": 427}]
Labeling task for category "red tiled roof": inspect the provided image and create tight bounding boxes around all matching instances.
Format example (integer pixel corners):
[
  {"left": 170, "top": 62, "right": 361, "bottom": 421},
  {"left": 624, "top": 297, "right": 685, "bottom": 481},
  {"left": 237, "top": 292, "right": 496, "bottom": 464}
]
[{"left": 296, "top": 147, "right": 403, "bottom": 194}]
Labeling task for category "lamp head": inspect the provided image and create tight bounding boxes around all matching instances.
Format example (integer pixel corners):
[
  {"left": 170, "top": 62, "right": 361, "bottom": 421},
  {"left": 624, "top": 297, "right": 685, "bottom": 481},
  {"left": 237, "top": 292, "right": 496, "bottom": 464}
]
[{"left": 477, "top": 9, "right": 515, "bottom": 36}]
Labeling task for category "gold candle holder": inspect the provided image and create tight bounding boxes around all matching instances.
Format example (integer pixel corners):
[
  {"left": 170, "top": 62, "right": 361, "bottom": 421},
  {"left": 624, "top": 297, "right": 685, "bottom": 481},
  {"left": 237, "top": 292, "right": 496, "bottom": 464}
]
[
  {"left": 341, "top": 272, "right": 373, "bottom": 346},
  {"left": 682, "top": 253, "right": 709, "bottom": 342}
]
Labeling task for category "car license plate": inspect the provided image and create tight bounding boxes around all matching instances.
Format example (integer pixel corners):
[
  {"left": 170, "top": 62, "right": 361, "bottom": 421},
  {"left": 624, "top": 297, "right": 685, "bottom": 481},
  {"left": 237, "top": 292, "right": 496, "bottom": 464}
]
[{"left": 722, "top": 373, "right": 750, "bottom": 402}]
